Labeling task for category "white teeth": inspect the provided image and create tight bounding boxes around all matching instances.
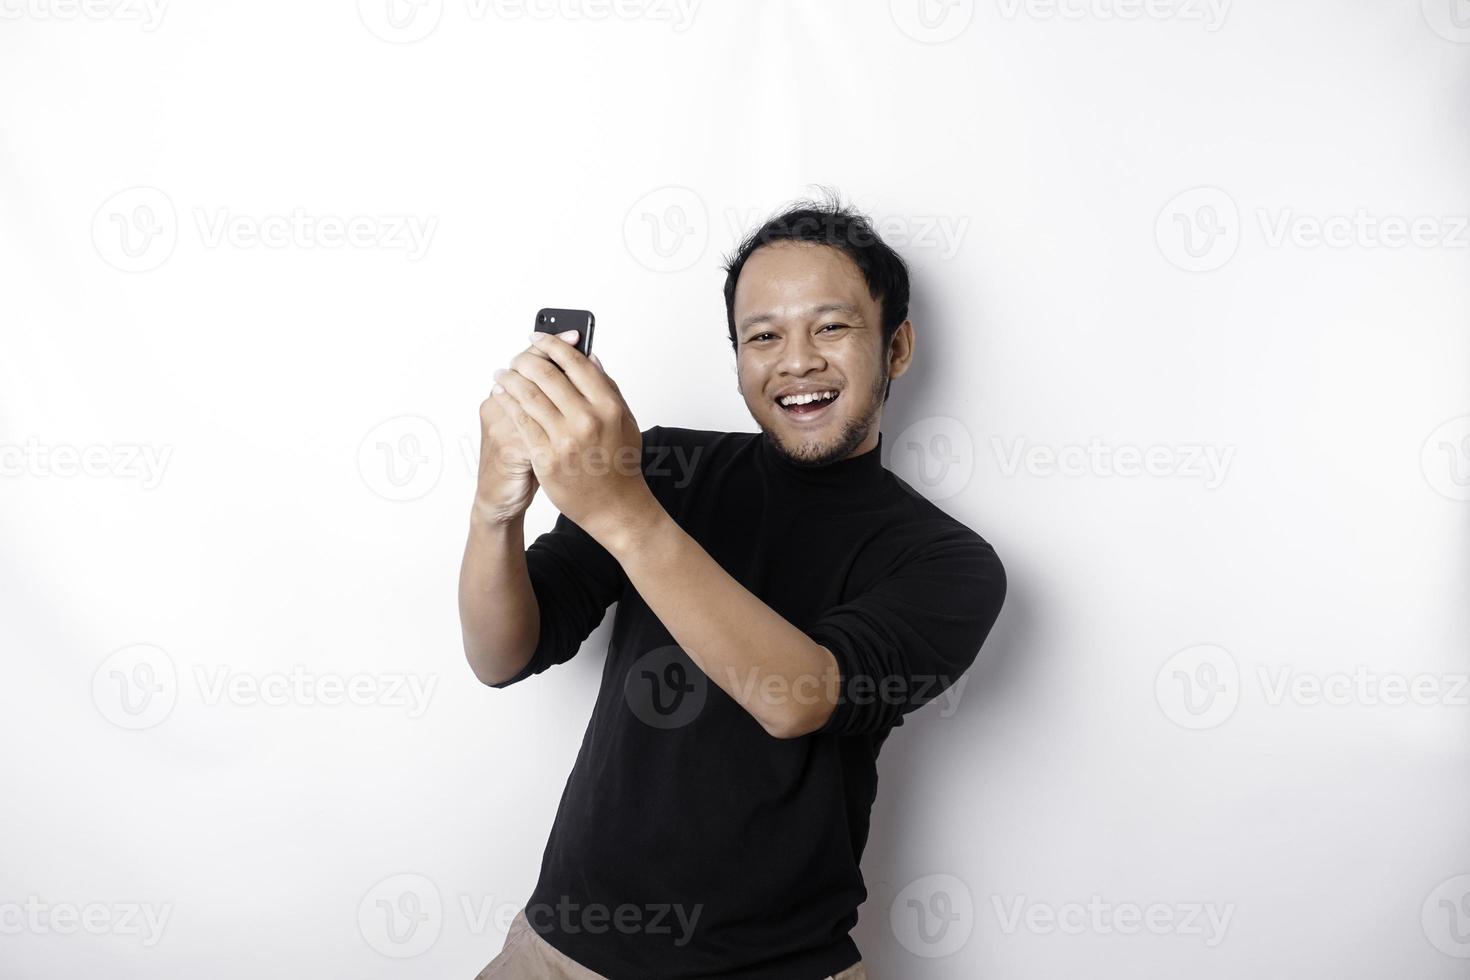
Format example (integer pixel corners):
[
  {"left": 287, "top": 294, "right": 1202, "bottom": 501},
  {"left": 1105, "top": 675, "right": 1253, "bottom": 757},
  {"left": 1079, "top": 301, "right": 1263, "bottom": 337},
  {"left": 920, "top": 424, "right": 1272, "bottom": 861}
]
[{"left": 778, "top": 390, "right": 838, "bottom": 407}]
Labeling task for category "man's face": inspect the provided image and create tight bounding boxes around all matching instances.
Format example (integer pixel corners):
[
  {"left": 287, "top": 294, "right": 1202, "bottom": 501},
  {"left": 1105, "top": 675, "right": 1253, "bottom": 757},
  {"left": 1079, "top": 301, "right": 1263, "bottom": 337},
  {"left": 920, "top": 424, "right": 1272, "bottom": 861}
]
[{"left": 733, "top": 241, "right": 909, "bottom": 466}]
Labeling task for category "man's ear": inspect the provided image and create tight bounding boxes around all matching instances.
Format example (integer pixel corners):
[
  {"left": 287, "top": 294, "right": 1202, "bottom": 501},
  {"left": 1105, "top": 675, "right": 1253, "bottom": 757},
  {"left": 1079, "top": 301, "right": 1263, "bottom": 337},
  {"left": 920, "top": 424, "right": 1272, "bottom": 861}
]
[{"left": 888, "top": 319, "right": 915, "bottom": 381}]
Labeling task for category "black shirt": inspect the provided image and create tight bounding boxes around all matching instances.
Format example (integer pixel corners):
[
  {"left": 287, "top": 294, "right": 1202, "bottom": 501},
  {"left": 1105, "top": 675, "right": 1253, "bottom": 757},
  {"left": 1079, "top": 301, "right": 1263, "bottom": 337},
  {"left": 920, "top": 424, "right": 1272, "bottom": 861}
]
[{"left": 491, "top": 425, "right": 1006, "bottom": 979}]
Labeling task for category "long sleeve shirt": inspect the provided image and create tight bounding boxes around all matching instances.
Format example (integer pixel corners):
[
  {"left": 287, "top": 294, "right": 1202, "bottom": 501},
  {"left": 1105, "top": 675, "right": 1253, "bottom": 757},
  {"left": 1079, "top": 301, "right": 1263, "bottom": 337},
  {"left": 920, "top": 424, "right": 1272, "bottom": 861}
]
[{"left": 489, "top": 424, "right": 1007, "bottom": 979}]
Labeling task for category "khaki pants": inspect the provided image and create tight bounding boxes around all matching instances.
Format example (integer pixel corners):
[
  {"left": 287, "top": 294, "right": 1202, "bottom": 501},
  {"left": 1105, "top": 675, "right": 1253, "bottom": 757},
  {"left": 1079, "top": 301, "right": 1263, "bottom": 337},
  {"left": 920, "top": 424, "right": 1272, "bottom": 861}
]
[{"left": 473, "top": 907, "right": 869, "bottom": 980}]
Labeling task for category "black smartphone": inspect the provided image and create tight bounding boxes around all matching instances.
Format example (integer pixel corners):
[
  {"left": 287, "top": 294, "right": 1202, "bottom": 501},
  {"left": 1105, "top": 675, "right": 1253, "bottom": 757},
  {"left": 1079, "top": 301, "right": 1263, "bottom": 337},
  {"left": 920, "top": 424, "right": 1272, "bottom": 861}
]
[{"left": 534, "top": 308, "right": 595, "bottom": 361}]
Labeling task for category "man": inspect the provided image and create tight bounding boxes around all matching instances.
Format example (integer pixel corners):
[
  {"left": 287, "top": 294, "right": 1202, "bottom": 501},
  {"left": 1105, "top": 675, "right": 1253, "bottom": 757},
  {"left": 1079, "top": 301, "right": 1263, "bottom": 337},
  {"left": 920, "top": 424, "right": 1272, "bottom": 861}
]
[{"left": 460, "top": 194, "right": 1007, "bottom": 980}]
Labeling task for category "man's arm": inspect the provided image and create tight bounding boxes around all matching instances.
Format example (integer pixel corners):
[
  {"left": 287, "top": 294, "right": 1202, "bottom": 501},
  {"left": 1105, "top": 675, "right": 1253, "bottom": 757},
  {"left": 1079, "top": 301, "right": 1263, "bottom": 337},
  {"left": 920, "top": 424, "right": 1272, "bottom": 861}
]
[
  {"left": 596, "top": 505, "right": 840, "bottom": 740},
  {"left": 458, "top": 511, "right": 539, "bottom": 687}
]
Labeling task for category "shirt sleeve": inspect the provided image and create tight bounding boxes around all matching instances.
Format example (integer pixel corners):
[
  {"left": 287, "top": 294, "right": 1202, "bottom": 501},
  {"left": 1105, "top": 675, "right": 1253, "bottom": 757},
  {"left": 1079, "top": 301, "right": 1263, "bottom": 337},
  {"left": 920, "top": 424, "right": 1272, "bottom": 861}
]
[
  {"left": 805, "top": 526, "right": 1006, "bottom": 736},
  {"left": 487, "top": 426, "right": 664, "bottom": 689}
]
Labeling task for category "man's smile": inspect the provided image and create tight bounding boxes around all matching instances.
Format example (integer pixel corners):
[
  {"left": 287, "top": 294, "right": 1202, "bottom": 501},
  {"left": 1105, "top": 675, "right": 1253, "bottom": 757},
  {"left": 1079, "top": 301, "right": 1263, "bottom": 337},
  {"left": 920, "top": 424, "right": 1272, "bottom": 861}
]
[{"left": 774, "top": 386, "right": 842, "bottom": 422}]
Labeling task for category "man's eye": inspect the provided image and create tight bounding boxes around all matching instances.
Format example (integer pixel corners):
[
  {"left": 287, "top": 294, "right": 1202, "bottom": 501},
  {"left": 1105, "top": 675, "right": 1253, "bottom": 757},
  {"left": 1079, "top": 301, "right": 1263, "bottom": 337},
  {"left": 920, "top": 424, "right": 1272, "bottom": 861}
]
[{"left": 820, "top": 323, "right": 847, "bottom": 332}]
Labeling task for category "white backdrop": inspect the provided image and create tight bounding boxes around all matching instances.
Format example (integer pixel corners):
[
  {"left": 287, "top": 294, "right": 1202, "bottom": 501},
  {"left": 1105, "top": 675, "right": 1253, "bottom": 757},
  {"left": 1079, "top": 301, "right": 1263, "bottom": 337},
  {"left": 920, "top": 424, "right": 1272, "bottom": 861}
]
[{"left": 3, "top": 1, "right": 1468, "bottom": 977}]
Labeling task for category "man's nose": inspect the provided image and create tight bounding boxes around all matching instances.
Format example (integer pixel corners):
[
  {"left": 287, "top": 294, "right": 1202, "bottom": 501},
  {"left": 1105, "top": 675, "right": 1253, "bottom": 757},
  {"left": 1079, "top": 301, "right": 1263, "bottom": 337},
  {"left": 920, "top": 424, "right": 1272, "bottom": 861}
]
[{"left": 779, "top": 330, "right": 826, "bottom": 372}]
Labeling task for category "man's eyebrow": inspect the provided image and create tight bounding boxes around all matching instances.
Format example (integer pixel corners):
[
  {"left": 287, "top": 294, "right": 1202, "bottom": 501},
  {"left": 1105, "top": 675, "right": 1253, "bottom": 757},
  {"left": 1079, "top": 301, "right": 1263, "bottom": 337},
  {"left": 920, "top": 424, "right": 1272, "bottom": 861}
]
[{"left": 738, "top": 302, "right": 862, "bottom": 333}]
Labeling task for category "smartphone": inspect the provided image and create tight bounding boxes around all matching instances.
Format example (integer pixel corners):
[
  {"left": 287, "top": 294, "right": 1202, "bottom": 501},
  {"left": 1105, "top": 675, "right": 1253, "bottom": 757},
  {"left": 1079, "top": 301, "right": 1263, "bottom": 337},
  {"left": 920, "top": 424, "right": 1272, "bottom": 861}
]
[{"left": 534, "top": 308, "right": 595, "bottom": 360}]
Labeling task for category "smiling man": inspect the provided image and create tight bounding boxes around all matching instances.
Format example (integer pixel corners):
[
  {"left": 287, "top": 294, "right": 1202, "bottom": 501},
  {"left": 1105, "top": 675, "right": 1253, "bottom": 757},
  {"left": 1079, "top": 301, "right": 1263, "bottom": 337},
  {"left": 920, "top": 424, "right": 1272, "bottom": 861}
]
[{"left": 460, "top": 194, "right": 1007, "bottom": 980}]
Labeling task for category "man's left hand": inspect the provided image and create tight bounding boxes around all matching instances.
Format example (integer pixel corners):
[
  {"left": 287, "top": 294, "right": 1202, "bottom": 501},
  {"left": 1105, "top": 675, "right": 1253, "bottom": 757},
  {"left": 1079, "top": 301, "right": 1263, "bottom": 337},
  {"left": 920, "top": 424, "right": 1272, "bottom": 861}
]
[{"left": 490, "top": 330, "right": 654, "bottom": 548}]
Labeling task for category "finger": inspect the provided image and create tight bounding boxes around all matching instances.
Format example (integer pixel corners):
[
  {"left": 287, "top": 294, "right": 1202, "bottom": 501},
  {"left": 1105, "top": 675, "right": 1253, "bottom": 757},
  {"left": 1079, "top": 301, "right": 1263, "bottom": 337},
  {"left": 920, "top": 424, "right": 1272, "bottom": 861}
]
[
  {"left": 509, "top": 346, "right": 586, "bottom": 417},
  {"left": 492, "top": 385, "right": 550, "bottom": 453},
  {"left": 494, "top": 368, "right": 563, "bottom": 435},
  {"left": 528, "top": 330, "right": 616, "bottom": 407}
]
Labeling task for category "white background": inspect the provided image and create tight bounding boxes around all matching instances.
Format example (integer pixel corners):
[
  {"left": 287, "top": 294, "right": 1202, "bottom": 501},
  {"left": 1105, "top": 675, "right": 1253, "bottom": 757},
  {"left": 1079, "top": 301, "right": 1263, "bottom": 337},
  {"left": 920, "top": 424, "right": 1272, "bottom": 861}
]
[{"left": 2, "top": 1, "right": 1468, "bottom": 977}]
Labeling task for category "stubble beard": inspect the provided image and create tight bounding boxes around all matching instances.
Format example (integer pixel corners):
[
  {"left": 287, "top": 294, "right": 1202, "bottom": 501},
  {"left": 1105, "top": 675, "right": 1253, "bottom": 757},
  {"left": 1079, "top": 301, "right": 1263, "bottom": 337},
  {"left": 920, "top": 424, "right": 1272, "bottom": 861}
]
[{"left": 760, "top": 363, "right": 888, "bottom": 468}]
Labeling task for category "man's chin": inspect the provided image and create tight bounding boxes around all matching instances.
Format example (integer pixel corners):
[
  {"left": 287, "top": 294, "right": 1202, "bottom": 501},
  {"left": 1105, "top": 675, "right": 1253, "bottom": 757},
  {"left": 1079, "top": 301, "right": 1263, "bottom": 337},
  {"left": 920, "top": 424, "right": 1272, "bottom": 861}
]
[{"left": 761, "top": 413, "right": 864, "bottom": 467}]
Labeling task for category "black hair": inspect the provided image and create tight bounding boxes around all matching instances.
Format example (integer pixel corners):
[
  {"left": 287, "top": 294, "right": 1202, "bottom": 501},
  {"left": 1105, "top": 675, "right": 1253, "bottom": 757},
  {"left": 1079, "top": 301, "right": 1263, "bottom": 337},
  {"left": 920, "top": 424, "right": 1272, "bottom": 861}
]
[{"left": 720, "top": 188, "right": 910, "bottom": 403}]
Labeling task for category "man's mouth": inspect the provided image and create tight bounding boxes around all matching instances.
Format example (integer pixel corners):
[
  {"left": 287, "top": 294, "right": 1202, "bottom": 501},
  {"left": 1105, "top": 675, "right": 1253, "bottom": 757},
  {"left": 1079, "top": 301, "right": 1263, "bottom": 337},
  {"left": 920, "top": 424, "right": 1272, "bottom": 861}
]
[{"left": 775, "top": 389, "right": 840, "bottom": 421}]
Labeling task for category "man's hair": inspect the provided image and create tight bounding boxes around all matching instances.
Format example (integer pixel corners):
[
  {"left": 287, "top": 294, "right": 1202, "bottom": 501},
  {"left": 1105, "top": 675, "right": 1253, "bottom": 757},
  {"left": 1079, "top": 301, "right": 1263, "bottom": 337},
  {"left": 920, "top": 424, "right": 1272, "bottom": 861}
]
[{"left": 720, "top": 188, "right": 910, "bottom": 403}]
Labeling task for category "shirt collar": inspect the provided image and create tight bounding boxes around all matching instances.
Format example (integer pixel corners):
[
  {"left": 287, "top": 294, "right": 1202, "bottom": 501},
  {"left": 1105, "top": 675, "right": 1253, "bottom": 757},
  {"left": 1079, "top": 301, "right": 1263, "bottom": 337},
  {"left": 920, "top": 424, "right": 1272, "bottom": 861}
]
[{"left": 756, "top": 429, "right": 887, "bottom": 494}]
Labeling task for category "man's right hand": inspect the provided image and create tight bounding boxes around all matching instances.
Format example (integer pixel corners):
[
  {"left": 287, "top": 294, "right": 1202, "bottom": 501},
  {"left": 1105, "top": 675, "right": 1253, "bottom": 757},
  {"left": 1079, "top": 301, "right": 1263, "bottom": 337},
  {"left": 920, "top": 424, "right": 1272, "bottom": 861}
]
[{"left": 473, "top": 372, "right": 539, "bottom": 525}]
